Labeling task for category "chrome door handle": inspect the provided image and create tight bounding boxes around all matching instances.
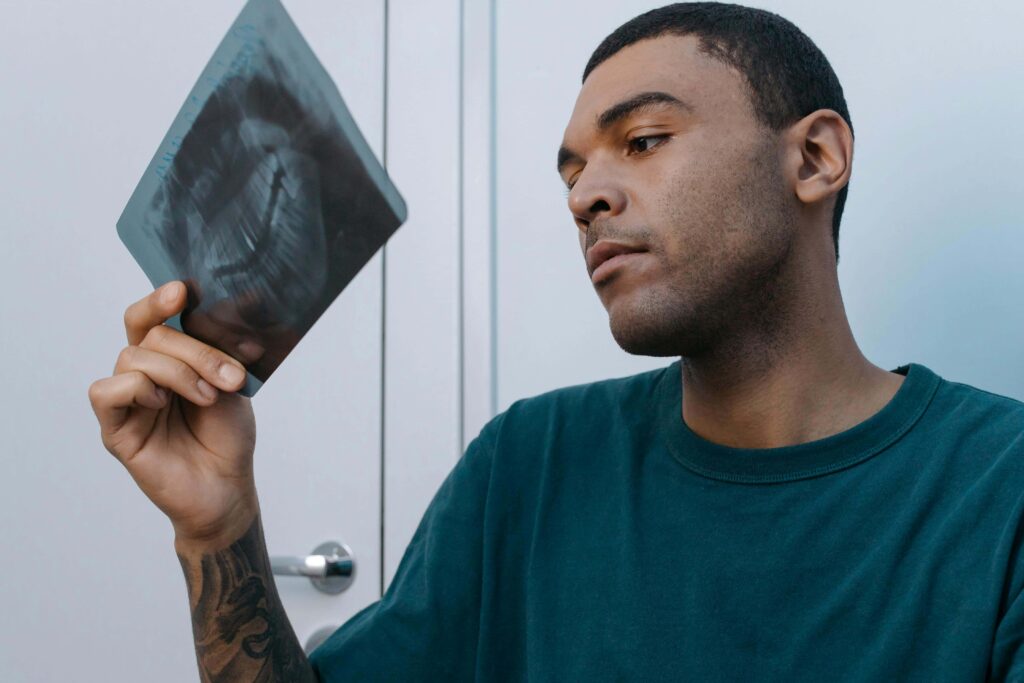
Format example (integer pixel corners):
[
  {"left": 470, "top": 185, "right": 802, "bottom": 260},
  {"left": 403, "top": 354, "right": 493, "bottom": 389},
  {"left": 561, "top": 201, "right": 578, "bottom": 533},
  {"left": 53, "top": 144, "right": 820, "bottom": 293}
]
[{"left": 270, "top": 540, "right": 355, "bottom": 595}]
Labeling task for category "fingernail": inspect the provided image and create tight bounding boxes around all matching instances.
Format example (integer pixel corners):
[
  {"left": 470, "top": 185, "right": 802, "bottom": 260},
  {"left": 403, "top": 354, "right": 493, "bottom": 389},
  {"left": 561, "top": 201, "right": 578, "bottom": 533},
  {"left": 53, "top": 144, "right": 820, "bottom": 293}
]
[
  {"left": 197, "top": 378, "right": 217, "bottom": 399},
  {"left": 162, "top": 282, "right": 178, "bottom": 304},
  {"left": 219, "top": 363, "right": 245, "bottom": 385}
]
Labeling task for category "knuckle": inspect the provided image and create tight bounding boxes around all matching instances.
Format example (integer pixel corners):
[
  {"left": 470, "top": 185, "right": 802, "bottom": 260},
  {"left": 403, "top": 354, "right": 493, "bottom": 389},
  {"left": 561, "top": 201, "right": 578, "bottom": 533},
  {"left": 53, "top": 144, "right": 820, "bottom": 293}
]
[
  {"left": 128, "top": 369, "right": 153, "bottom": 393},
  {"left": 123, "top": 303, "right": 141, "bottom": 331},
  {"left": 116, "top": 370, "right": 153, "bottom": 401},
  {"left": 87, "top": 378, "right": 106, "bottom": 405},
  {"left": 116, "top": 345, "right": 137, "bottom": 370},
  {"left": 126, "top": 368, "right": 149, "bottom": 389},
  {"left": 175, "top": 360, "right": 199, "bottom": 387},
  {"left": 195, "top": 344, "right": 221, "bottom": 375},
  {"left": 142, "top": 324, "right": 168, "bottom": 348}
]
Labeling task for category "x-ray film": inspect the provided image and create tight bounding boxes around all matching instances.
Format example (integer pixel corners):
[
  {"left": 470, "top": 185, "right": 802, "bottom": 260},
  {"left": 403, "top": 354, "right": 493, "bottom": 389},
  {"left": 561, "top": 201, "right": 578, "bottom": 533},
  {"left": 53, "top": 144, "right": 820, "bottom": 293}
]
[{"left": 116, "top": 0, "right": 407, "bottom": 397}]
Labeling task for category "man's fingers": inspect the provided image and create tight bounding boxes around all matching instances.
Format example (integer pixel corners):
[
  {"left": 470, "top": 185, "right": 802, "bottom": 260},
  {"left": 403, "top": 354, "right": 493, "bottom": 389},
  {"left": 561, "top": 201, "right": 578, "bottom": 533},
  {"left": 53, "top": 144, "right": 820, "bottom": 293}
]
[
  {"left": 114, "top": 345, "right": 223, "bottom": 407},
  {"left": 124, "top": 281, "right": 186, "bottom": 346},
  {"left": 122, "top": 281, "right": 248, "bottom": 392},
  {"left": 88, "top": 371, "right": 168, "bottom": 438},
  {"left": 138, "top": 325, "right": 248, "bottom": 393}
]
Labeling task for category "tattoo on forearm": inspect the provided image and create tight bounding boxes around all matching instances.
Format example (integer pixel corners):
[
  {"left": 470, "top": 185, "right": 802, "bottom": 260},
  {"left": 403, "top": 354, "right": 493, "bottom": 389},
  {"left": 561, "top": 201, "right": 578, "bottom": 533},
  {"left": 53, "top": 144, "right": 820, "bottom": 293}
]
[{"left": 177, "top": 514, "right": 315, "bottom": 682}]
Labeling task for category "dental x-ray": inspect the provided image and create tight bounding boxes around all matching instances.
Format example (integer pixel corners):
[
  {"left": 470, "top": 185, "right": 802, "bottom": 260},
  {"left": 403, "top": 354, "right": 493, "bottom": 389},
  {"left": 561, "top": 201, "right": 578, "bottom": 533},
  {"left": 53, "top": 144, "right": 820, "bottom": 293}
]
[{"left": 116, "top": 0, "right": 407, "bottom": 397}]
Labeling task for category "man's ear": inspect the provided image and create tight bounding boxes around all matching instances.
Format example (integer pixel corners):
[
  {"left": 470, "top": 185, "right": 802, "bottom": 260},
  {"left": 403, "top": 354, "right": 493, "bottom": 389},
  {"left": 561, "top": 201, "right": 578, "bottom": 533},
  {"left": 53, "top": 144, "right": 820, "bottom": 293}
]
[{"left": 783, "top": 108, "right": 852, "bottom": 207}]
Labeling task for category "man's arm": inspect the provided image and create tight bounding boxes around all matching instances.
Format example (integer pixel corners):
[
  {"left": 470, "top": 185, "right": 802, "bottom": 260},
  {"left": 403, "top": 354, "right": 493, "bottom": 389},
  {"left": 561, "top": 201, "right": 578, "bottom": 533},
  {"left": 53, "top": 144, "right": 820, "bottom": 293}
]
[{"left": 175, "top": 511, "right": 317, "bottom": 683}]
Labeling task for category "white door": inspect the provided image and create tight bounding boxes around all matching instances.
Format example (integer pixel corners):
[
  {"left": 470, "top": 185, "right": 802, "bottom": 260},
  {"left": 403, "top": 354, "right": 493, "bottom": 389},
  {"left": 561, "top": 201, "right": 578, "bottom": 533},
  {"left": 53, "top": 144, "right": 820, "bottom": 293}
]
[
  {"left": 381, "top": 0, "right": 491, "bottom": 590},
  {"left": 0, "top": 2, "right": 390, "bottom": 680}
]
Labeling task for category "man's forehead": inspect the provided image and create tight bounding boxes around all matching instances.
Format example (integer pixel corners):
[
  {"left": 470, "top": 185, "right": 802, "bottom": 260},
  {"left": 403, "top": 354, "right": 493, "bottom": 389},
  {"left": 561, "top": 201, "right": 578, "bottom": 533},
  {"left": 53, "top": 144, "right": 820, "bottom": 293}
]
[{"left": 565, "top": 34, "right": 736, "bottom": 134}]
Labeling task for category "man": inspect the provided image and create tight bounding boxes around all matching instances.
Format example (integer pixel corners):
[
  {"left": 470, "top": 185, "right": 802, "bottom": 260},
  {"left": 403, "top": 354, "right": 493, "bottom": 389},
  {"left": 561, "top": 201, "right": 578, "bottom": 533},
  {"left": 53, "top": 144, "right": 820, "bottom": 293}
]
[{"left": 88, "top": 2, "right": 1024, "bottom": 681}]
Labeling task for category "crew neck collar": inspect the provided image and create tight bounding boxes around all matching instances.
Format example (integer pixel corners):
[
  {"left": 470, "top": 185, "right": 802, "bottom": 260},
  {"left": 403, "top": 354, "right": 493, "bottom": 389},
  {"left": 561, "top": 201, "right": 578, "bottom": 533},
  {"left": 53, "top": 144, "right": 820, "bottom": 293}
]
[{"left": 655, "top": 360, "right": 941, "bottom": 484}]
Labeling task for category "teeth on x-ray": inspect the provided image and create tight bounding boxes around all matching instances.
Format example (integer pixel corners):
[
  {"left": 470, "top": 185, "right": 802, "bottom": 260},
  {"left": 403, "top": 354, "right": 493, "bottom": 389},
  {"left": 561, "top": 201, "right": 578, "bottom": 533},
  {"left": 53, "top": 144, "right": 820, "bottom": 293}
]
[
  {"left": 201, "top": 142, "right": 327, "bottom": 324},
  {"left": 117, "top": 0, "right": 407, "bottom": 392}
]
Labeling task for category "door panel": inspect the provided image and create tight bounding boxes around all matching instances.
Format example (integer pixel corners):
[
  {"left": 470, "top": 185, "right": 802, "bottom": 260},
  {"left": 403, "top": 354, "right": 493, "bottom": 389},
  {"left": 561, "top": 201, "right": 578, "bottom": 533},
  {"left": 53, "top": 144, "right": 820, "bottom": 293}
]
[
  {"left": 0, "top": 2, "right": 384, "bottom": 680},
  {"left": 256, "top": 0, "right": 385, "bottom": 653},
  {"left": 382, "top": 0, "right": 466, "bottom": 591}
]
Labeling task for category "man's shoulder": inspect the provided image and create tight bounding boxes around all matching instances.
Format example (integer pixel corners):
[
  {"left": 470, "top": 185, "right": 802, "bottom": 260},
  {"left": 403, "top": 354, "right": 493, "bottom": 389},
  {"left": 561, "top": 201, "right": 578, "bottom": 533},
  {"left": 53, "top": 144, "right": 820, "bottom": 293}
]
[
  {"left": 502, "top": 361, "right": 673, "bottom": 420},
  {"left": 475, "top": 362, "right": 675, "bottom": 459},
  {"left": 934, "top": 370, "right": 1024, "bottom": 432},
  {"left": 925, "top": 369, "right": 1024, "bottom": 478},
  {"left": 469, "top": 362, "right": 673, "bottom": 486}
]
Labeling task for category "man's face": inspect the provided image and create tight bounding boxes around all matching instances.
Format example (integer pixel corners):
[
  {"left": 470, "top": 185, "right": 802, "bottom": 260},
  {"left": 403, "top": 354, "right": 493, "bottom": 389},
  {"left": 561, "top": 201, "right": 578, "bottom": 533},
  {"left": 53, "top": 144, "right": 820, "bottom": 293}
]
[{"left": 558, "top": 33, "right": 799, "bottom": 358}]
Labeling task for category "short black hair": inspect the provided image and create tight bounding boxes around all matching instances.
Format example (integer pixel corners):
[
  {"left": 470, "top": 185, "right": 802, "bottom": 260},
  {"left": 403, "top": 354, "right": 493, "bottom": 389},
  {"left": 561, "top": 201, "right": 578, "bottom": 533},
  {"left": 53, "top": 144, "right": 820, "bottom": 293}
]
[{"left": 584, "top": 2, "right": 853, "bottom": 265}]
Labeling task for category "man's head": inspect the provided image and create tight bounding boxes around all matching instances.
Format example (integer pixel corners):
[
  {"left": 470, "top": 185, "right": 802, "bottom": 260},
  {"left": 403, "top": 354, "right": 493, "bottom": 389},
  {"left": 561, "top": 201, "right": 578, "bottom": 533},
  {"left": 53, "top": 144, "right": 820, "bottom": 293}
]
[{"left": 558, "top": 2, "right": 854, "bottom": 359}]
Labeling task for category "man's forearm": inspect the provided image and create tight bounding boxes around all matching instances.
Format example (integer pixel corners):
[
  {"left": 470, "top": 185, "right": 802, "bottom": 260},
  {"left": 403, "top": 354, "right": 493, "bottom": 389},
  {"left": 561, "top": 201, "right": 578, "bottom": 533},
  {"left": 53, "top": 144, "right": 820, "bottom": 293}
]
[{"left": 175, "top": 512, "right": 317, "bottom": 682}]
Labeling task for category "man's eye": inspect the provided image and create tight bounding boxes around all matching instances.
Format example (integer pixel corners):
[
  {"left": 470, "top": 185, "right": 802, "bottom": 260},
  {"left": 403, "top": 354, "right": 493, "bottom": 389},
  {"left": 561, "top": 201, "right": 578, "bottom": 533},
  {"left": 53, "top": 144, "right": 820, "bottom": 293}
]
[
  {"left": 562, "top": 135, "right": 669, "bottom": 196},
  {"left": 627, "top": 134, "right": 669, "bottom": 154}
]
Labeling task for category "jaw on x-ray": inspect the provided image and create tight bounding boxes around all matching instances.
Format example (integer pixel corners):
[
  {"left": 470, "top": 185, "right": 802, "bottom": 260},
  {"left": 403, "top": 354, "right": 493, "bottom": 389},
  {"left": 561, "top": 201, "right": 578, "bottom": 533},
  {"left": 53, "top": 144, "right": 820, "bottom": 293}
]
[{"left": 117, "top": 0, "right": 407, "bottom": 397}]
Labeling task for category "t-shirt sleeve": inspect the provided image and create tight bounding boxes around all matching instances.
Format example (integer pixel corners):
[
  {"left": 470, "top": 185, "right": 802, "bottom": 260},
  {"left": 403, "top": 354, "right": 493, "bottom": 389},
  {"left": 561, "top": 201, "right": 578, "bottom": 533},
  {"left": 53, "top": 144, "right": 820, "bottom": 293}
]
[
  {"left": 307, "top": 416, "right": 500, "bottom": 682},
  {"left": 989, "top": 483, "right": 1024, "bottom": 682},
  {"left": 990, "top": 576, "right": 1024, "bottom": 680}
]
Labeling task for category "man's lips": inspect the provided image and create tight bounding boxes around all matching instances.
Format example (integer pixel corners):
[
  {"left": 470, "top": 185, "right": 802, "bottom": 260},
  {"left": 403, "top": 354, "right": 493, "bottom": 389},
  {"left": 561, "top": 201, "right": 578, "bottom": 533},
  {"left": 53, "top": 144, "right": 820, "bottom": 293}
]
[{"left": 587, "top": 240, "right": 647, "bottom": 281}]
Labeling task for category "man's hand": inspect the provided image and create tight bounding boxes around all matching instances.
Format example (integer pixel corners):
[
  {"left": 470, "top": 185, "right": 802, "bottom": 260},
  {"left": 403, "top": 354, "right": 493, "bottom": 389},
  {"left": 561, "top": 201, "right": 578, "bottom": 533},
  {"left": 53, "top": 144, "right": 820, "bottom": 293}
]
[{"left": 87, "top": 280, "right": 259, "bottom": 545}]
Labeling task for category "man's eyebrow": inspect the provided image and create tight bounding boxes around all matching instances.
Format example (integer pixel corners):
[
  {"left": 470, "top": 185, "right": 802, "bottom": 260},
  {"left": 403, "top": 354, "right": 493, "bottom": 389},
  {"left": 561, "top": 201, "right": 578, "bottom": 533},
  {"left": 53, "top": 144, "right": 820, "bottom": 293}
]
[
  {"left": 596, "top": 90, "right": 692, "bottom": 131},
  {"left": 557, "top": 91, "right": 692, "bottom": 177}
]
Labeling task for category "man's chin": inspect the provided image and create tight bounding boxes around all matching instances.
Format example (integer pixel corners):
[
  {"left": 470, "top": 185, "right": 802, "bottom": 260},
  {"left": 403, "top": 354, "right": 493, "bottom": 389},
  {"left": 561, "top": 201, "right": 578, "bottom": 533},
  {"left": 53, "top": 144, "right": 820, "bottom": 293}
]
[{"left": 607, "top": 312, "right": 682, "bottom": 358}]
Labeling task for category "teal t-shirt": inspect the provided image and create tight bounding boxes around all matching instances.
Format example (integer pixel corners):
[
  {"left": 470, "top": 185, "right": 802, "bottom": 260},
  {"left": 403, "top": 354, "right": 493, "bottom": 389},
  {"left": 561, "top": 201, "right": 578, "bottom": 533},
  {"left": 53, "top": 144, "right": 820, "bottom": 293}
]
[{"left": 309, "top": 360, "right": 1024, "bottom": 681}]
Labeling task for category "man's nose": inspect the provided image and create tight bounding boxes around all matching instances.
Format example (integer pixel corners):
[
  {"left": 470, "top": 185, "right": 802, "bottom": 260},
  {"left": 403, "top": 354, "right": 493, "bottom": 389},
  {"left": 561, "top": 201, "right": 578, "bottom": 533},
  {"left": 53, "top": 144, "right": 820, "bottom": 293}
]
[{"left": 568, "top": 174, "right": 627, "bottom": 227}]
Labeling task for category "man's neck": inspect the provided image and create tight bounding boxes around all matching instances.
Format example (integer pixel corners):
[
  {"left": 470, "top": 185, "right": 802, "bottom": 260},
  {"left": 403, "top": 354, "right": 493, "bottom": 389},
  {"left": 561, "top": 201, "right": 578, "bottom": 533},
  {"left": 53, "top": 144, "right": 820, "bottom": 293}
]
[{"left": 679, "top": 333, "right": 904, "bottom": 451}]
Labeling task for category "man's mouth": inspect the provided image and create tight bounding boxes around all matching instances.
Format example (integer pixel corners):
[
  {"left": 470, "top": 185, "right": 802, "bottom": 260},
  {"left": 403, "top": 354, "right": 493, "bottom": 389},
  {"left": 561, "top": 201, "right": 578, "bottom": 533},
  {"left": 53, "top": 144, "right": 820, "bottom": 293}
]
[
  {"left": 591, "top": 250, "right": 647, "bottom": 284},
  {"left": 587, "top": 239, "right": 648, "bottom": 281}
]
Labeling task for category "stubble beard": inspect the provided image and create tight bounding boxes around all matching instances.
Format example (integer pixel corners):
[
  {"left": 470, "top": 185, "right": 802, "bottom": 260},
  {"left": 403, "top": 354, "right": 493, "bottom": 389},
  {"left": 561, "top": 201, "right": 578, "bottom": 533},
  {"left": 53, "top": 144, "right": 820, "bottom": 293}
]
[{"left": 606, "top": 140, "right": 797, "bottom": 363}]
